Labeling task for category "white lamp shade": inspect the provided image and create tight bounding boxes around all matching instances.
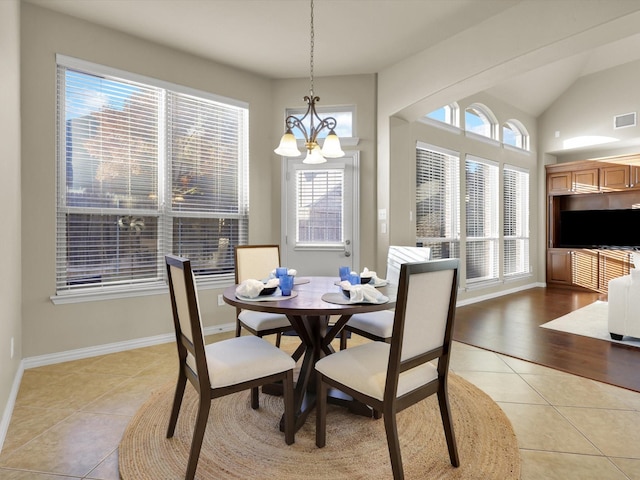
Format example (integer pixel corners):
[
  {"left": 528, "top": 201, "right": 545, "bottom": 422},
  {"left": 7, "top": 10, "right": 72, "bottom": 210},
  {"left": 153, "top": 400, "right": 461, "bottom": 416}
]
[
  {"left": 303, "top": 145, "right": 327, "bottom": 164},
  {"left": 274, "top": 132, "right": 302, "bottom": 157},
  {"left": 321, "top": 132, "right": 345, "bottom": 158}
]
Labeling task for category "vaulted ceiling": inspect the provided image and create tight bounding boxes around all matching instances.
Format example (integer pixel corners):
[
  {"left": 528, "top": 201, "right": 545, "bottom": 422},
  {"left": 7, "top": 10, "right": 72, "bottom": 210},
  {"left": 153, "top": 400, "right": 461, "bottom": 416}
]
[{"left": 23, "top": 0, "right": 640, "bottom": 117}]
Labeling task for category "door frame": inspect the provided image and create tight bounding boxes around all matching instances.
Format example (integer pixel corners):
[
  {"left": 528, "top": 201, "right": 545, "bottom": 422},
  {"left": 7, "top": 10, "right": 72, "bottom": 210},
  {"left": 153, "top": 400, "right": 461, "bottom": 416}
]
[{"left": 280, "top": 152, "right": 360, "bottom": 273}]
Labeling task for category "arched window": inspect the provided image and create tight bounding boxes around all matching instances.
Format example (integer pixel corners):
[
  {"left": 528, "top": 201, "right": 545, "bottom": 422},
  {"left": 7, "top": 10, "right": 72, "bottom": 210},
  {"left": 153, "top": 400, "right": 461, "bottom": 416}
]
[
  {"left": 503, "top": 120, "right": 530, "bottom": 150},
  {"left": 464, "top": 103, "right": 497, "bottom": 140},
  {"left": 425, "top": 102, "right": 460, "bottom": 127}
]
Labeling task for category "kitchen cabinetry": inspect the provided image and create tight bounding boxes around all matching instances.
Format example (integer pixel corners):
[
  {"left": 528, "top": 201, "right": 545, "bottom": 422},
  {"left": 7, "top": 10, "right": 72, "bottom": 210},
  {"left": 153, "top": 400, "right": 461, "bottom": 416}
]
[{"left": 546, "top": 155, "right": 640, "bottom": 292}]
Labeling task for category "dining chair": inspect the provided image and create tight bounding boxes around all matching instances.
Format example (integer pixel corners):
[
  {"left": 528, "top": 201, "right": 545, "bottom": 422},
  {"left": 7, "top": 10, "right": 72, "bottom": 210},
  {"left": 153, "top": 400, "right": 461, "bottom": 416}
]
[
  {"left": 165, "top": 254, "right": 295, "bottom": 480},
  {"left": 316, "top": 258, "right": 460, "bottom": 480},
  {"left": 340, "top": 246, "right": 431, "bottom": 349},
  {"left": 234, "top": 244, "right": 294, "bottom": 347}
]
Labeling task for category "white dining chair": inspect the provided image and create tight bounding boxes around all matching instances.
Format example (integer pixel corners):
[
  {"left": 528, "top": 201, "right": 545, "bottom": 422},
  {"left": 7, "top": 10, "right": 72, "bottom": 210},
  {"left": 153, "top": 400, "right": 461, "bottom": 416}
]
[
  {"left": 340, "top": 246, "right": 431, "bottom": 348},
  {"left": 165, "top": 254, "right": 296, "bottom": 480},
  {"left": 316, "top": 259, "right": 460, "bottom": 480}
]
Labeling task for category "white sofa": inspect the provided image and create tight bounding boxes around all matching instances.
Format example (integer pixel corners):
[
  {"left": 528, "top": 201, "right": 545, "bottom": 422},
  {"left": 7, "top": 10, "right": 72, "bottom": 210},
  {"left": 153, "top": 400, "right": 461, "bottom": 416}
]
[{"left": 608, "top": 252, "right": 640, "bottom": 341}]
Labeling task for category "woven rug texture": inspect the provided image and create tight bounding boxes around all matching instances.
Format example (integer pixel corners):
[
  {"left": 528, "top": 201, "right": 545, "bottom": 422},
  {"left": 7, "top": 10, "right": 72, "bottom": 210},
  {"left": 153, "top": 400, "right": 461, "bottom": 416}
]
[{"left": 119, "top": 370, "right": 520, "bottom": 479}]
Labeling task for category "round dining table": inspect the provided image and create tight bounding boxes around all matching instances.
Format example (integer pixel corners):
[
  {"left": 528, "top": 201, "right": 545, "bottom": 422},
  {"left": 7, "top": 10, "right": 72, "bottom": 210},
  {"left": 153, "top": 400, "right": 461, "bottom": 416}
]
[{"left": 223, "top": 276, "right": 396, "bottom": 431}]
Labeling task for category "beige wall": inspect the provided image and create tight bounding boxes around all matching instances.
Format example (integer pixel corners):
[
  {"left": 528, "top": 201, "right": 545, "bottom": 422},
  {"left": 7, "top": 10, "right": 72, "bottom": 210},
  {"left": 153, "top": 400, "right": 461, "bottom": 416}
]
[
  {"left": 0, "top": 0, "right": 22, "bottom": 441},
  {"left": 20, "top": 3, "right": 276, "bottom": 357},
  {"left": 271, "top": 74, "right": 378, "bottom": 270},
  {"left": 539, "top": 58, "right": 640, "bottom": 163}
]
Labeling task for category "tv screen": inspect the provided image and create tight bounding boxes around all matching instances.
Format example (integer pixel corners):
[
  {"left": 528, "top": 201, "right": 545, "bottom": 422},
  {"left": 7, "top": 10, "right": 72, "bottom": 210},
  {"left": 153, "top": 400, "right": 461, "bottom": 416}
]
[{"left": 559, "top": 209, "right": 640, "bottom": 248}]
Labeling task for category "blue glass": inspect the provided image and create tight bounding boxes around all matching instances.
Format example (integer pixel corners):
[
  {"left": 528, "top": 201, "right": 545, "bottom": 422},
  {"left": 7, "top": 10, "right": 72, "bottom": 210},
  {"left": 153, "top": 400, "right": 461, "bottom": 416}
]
[
  {"left": 279, "top": 274, "right": 294, "bottom": 296},
  {"left": 275, "top": 267, "right": 288, "bottom": 278},
  {"left": 339, "top": 266, "right": 350, "bottom": 281},
  {"left": 348, "top": 272, "right": 360, "bottom": 285}
]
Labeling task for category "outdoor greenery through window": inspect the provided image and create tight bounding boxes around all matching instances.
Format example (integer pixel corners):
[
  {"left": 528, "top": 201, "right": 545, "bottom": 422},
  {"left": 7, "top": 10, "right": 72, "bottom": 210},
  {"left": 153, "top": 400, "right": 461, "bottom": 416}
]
[{"left": 56, "top": 56, "right": 248, "bottom": 295}]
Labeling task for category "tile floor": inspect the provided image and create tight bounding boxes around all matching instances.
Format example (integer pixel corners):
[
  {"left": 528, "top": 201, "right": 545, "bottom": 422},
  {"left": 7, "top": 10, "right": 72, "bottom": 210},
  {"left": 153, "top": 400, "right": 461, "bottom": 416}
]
[{"left": 1, "top": 332, "right": 640, "bottom": 479}]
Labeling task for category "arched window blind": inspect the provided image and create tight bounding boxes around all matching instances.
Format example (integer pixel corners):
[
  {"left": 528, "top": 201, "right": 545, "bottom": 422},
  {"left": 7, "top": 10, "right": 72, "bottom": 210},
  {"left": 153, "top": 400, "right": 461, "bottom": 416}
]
[{"left": 56, "top": 56, "right": 248, "bottom": 296}]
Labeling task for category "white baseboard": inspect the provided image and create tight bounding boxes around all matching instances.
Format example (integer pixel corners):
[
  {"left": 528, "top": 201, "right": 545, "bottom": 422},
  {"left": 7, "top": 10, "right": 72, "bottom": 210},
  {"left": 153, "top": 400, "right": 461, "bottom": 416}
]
[
  {"left": 457, "top": 281, "right": 544, "bottom": 307},
  {"left": 0, "top": 360, "right": 24, "bottom": 455}
]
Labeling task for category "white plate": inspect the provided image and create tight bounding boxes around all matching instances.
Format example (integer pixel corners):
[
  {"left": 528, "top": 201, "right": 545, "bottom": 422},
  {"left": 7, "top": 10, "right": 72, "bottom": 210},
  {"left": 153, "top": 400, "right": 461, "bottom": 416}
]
[{"left": 236, "top": 291, "right": 298, "bottom": 302}]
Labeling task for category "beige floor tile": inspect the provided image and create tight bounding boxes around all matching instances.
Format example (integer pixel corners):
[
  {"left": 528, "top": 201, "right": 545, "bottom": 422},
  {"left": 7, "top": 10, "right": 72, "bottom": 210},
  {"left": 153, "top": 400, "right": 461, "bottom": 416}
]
[
  {"left": 455, "top": 371, "right": 548, "bottom": 404},
  {"left": 85, "top": 447, "right": 119, "bottom": 480},
  {"left": 0, "top": 470, "right": 80, "bottom": 479},
  {"left": 15, "top": 373, "right": 128, "bottom": 410},
  {"left": 520, "top": 450, "right": 629, "bottom": 480},
  {"left": 0, "top": 406, "right": 75, "bottom": 458},
  {"left": 81, "top": 374, "right": 169, "bottom": 416},
  {"left": 449, "top": 348, "right": 513, "bottom": 373},
  {"left": 498, "top": 402, "right": 600, "bottom": 454},
  {"left": 557, "top": 406, "right": 640, "bottom": 458},
  {"left": 522, "top": 373, "right": 640, "bottom": 410},
  {"left": 0, "top": 412, "right": 129, "bottom": 477},
  {"left": 498, "top": 354, "right": 574, "bottom": 376},
  {"left": 610, "top": 457, "right": 640, "bottom": 480},
  {"left": 76, "top": 348, "right": 166, "bottom": 376}
]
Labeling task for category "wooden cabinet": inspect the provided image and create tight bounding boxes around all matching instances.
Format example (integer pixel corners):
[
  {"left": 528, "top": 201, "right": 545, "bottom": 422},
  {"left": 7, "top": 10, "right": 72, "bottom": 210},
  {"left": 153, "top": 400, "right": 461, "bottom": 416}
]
[
  {"left": 547, "top": 167, "right": 599, "bottom": 194},
  {"left": 600, "top": 165, "right": 630, "bottom": 190},
  {"left": 547, "top": 249, "right": 572, "bottom": 285},
  {"left": 547, "top": 171, "right": 572, "bottom": 195},
  {"left": 599, "top": 250, "right": 631, "bottom": 293}
]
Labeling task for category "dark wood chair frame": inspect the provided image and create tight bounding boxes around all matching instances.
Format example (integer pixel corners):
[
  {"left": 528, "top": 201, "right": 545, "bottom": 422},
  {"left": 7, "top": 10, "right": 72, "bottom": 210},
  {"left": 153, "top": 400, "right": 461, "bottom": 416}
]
[
  {"left": 234, "top": 244, "right": 295, "bottom": 346},
  {"left": 165, "top": 254, "right": 295, "bottom": 480},
  {"left": 316, "top": 259, "right": 460, "bottom": 480}
]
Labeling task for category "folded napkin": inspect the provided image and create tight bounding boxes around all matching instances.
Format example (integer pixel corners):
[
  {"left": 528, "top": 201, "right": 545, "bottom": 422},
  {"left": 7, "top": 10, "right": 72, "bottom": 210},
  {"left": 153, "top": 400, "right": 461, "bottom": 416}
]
[
  {"left": 360, "top": 267, "right": 385, "bottom": 285},
  {"left": 269, "top": 268, "right": 298, "bottom": 279},
  {"left": 340, "top": 281, "right": 388, "bottom": 303},
  {"left": 236, "top": 279, "right": 267, "bottom": 298}
]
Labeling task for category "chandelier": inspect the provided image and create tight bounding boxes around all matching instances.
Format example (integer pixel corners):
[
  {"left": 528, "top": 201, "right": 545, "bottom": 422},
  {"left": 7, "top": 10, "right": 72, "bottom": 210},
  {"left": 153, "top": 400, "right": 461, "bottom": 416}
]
[{"left": 274, "top": 0, "right": 344, "bottom": 164}]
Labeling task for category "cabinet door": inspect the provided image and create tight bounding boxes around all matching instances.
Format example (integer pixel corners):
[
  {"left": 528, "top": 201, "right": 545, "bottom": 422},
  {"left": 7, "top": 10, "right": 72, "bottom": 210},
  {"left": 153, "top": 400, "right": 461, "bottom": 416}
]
[
  {"left": 572, "top": 250, "right": 598, "bottom": 290},
  {"left": 599, "top": 250, "right": 631, "bottom": 293},
  {"left": 572, "top": 168, "right": 599, "bottom": 193},
  {"left": 548, "top": 172, "right": 572, "bottom": 194},
  {"left": 631, "top": 166, "right": 640, "bottom": 189},
  {"left": 600, "top": 165, "right": 630, "bottom": 191},
  {"left": 547, "top": 249, "right": 572, "bottom": 284}
]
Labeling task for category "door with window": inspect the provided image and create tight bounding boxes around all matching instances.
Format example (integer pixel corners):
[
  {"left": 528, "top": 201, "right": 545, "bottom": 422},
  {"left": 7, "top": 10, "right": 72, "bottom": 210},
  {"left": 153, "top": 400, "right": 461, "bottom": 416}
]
[{"left": 282, "top": 153, "right": 359, "bottom": 276}]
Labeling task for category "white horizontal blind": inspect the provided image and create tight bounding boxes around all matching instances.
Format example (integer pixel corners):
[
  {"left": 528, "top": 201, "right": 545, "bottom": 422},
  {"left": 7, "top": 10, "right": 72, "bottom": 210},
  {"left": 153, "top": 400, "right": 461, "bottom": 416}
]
[
  {"left": 503, "top": 165, "right": 530, "bottom": 277},
  {"left": 415, "top": 143, "right": 460, "bottom": 260},
  {"left": 56, "top": 60, "right": 248, "bottom": 294},
  {"left": 295, "top": 169, "right": 344, "bottom": 244},
  {"left": 465, "top": 156, "right": 499, "bottom": 285}
]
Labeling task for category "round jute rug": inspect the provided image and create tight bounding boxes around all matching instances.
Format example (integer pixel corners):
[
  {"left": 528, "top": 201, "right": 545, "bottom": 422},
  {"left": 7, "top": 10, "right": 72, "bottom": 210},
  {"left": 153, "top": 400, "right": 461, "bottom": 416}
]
[{"left": 119, "top": 373, "right": 520, "bottom": 479}]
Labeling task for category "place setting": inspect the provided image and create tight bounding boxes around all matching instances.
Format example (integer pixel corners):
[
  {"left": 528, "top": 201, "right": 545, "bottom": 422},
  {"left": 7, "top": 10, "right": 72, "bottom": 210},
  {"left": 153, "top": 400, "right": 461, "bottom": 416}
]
[
  {"left": 234, "top": 267, "right": 298, "bottom": 301},
  {"left": 324, "top": 266, "right": 390, "bottom": 305}
]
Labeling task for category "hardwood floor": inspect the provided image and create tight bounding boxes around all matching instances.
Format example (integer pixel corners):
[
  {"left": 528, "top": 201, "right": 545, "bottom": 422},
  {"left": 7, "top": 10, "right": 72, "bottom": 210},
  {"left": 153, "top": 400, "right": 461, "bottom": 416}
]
[{"left": 453, "top": 286, "right": 640, "bottom": 393}]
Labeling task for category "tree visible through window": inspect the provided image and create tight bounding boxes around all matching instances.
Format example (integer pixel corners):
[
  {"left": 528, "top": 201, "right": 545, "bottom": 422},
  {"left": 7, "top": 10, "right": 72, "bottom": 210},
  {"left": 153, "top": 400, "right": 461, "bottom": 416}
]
[{"left": 56, "top": 57, "right": 248, "bottom": 294}]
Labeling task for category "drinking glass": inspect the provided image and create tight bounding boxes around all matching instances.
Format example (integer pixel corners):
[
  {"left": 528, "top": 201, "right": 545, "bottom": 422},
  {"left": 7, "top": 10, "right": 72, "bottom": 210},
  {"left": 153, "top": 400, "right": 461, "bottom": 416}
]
[
  {"left": 276, "top": 267, "right": 288, "bottom": 278},
  {"left": 348, "top": 272, "right": 360, "bottom": 285},
  {"left": 339, "top": 266, "right": 351, "bottom": 281},
  {"left": 279, "top": 274, "right": 294, "bottom": 296}
]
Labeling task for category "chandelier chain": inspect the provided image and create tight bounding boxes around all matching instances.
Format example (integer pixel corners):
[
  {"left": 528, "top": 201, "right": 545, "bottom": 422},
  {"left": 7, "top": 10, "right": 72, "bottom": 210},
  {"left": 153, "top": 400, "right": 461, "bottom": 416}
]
[{"left": 309, "top": 0, "right": 314, "bottom": 96}]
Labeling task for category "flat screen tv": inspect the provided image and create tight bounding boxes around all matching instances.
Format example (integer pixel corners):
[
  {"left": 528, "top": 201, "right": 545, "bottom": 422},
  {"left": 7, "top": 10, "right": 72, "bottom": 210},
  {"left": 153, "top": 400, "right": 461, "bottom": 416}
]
[{"left": 559, "top": 209, "right": 640, "bottom": 248}]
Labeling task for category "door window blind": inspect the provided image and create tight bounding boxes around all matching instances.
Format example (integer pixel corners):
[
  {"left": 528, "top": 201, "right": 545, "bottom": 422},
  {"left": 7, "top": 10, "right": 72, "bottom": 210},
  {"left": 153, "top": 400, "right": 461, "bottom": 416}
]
[
  {"left": 295, "top": 169, "right": 344, "bottom": 244},
  {"left": 56, "top": 58, "right": 248, "bottom": 295},
  {"left": 465, "top": 156, "right": 499, "bottom": 285}
]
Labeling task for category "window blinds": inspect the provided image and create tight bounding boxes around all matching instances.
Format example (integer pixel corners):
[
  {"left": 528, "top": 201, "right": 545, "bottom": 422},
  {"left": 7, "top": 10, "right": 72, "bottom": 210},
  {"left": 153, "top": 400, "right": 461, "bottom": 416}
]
[
  {"left": 465, "top": 156, "right": 499, "bottom": 284},
  {"left": 295, "top": 169, "right": 344, "bottom": 244},
  {"left": 415, "top": 143, "right": 460, "bottom": 260},
  {"left": 56, "top": 59, "right": 248, "bottom": 294},
  {"left": 503, "top": 165, "right": 530, "bottom": 277}
]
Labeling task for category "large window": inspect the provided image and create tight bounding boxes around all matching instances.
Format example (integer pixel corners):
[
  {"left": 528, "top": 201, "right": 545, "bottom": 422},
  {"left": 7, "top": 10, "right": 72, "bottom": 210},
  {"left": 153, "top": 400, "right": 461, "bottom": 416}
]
[
  {"left": 465, "top": 156, "right": 499, "bottom": 285},
  {"left": 503, "top": 165, "right": 530, "bottom": 277},
  {"left": 415, "top": 143, "right": 460, "bottom": 259},
  {"left": 465, "top": 103, "right": 497, "bottom": 140},
  {"left": 56, "top": 56, "right": 248, "bottom": 295}
]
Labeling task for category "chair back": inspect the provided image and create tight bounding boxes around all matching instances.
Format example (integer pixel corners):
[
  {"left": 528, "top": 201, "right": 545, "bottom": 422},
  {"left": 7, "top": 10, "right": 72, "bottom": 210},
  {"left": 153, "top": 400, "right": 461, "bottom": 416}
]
[
  {"left": 235, "top": 245, "right": 281, "bottom": 283},
  {"left": 385, "top": 246, "right": 431, "bottom": 285},
  {"left": 165, "top": 255, "right": 210, "bottom": 392},
  {"left": 387, "top": 259, "right": 458, "bottom": 397}
]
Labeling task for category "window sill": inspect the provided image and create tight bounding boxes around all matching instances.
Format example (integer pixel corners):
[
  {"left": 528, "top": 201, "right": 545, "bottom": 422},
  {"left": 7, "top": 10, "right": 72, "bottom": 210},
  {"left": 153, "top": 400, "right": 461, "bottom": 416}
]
[{"left": 50, "top": 276, "right": 234, "bottom": 304}]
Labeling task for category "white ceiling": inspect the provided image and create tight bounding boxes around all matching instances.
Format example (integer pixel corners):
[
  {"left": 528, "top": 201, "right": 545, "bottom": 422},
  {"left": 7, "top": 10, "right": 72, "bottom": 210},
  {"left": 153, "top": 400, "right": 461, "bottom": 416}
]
[{"left": 23, "top": 0, "right": 640, "bottom": 117}]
